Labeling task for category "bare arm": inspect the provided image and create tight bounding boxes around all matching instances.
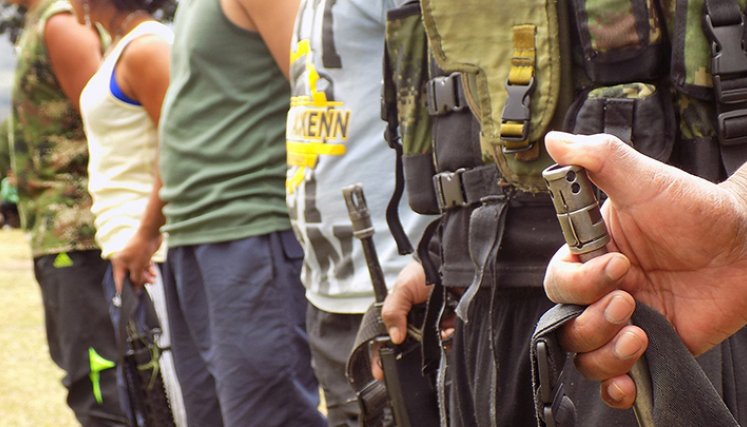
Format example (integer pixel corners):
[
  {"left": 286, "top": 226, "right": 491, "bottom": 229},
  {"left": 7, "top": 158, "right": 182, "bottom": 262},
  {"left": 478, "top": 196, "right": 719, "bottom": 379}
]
[
  {"left": 232, "top": 0, "right": 299, "bottom": 78},
  {"left": 45, "top": 13, "right": 101, "bottom": 111}
]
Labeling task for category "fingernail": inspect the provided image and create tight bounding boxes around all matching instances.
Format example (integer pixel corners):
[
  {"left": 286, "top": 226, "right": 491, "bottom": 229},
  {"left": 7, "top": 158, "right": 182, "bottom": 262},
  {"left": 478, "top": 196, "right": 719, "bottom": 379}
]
[
  {"left": 614, "top": 331, "right": 645, "bottom": 360},
  {"left": 604, "top": 295, "right": 633, "bottom": 325},
  {"left": 388, "top": 327, "right": 400, "bottom": 343},
  {"left": 604, "top": 255, "right": 627, "bottom": 282},
  {"left": 607, "top": 382, "right": 625, "bottom": 403}
]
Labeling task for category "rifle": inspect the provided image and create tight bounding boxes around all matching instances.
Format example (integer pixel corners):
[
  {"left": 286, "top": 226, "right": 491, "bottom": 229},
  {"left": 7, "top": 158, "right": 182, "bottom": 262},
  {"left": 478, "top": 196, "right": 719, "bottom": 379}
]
[
  {"left": 119, "top": 277, "right": 176, "bottom": 427},
  {"left": 543, "top": 164, "right": 654, "bottom": 427},
  {"left": 343, "top": 184, "right": 439, "bottom": 427}
]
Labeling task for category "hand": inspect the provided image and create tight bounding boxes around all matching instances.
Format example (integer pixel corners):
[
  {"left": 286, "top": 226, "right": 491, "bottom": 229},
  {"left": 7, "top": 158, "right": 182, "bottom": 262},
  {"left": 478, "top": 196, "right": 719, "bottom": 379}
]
[
  {"left": 543, "top": 131, "right": 747, "bottom": 407},
  {"left": 371, "top": 260, "right": 432, "bottom": 380},
  {"left": 111, "top": 230, "right": 163, "bottom": 292}
]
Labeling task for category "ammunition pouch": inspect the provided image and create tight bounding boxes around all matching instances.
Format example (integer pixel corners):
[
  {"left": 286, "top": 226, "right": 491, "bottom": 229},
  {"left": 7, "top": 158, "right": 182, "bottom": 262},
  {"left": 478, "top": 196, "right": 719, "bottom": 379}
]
[
  {"left": 421, "top": 0, "right": 568, "bottom": 193},
  {"left": 571, "top": 0, "right": 667, "bottom": 84},
  {"left": 384, "top": 1, "right": 437, "bottom": 216},
  {"left": 565, "top": 82, "right": 676, "bottom": 162}
]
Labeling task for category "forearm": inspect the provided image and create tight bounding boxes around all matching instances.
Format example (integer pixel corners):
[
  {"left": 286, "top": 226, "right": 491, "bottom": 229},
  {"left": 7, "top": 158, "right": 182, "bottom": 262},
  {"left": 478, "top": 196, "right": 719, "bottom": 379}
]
[{"left": 136, "top": 172, "right": 165, "bottom": 240}]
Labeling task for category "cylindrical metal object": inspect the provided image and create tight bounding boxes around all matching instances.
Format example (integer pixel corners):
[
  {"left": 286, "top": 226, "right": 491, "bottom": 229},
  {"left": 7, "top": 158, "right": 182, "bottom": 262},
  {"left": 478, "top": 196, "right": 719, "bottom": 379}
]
[
  {"left": 543, "top": 164, "right": 655, "bottom": 427},
  {"left": 343, "top": 184, "right": 388, "bottom": 303},
  {"left": 543, "top": 164, "right": 610, "bottom": 258}
]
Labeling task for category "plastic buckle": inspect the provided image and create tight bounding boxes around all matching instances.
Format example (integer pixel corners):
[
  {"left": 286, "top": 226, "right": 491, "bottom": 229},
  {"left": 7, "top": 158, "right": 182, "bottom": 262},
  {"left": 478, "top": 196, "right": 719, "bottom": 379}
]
[
  {"left": 426, "top": 73, "right": 467, "bottom": 116},
  {"left": 536, "top": 340, "right": 557, "bottom": 427},
  {"left": 433, "top": 168, "right": 467, "bottom": 211},
  {"left": 717, "top": 108, "right": 747, "bottom": 145},
  {"left": 501, "top": 77, "right": 535, "bottom": 153},
  {"left": 705, "top": 15, "right": 747, "bottom": 104}
]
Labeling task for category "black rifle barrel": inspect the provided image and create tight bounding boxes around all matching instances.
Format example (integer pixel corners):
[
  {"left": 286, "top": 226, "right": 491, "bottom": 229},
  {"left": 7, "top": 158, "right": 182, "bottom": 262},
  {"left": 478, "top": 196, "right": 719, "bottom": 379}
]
[
  {"left": 543, "top": 164, "right": 654, "bottom": 427},
  {"left": 343, "top": 184, "right": 389, "bottom": 303}
]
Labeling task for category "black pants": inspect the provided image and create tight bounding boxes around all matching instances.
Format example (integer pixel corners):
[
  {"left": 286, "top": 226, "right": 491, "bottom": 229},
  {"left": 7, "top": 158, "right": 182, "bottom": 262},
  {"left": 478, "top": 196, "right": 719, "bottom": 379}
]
[
  {"left": 34, "top": 250, "right": 127, "bottom": 426},
  {"left": 306, "top": 305, "right": 363, "bottom": 427}
]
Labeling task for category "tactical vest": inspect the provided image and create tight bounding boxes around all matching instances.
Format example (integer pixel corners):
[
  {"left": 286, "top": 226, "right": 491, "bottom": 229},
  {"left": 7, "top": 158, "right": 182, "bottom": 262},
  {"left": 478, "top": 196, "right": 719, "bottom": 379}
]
[{"left": 380, "top": 0, "right": 747, "bottom": 425}]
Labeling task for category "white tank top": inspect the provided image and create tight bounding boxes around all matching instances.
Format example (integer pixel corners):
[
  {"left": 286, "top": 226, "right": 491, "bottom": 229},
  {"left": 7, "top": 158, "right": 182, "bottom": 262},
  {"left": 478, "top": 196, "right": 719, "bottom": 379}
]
[{"left": 80, "top": 21, "right": 173, "bottom": 261}]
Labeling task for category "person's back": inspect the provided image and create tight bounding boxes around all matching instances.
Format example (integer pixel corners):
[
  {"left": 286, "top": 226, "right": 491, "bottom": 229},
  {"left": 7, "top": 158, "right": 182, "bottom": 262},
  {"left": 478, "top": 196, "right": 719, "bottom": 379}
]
[
  {"left": 158, "top": 0, "right": 326, "bottom": 425},
  {"left": 10, "top": 0, "right": 126, "bottom": 423},
  {"left": 287, "top": 0, "right": 431, "bottom": 424}
]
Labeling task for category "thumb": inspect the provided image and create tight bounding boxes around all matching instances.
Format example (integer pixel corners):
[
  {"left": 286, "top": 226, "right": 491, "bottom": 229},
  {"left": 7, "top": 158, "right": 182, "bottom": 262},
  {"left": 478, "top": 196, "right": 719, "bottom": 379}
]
[
  {"left": 112, "top": 261, "right": 127, "bottom": 294},
  {"left": 381, "top": 288, "right": 411, "bottom": 345},
  {"left": 545, "top": 131, "right": 665, "bottom": 204}
]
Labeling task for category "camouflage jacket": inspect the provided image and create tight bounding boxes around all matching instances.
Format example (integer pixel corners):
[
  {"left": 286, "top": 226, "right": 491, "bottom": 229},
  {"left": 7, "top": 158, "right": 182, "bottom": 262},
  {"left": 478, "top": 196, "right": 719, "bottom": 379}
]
[{"left": 10, "top": 0, "right": 98, "bottom": 257}]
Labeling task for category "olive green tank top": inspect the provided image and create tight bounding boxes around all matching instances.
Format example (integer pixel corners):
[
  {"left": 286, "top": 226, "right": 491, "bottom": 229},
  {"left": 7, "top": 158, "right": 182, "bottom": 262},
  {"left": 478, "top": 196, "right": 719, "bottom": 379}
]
[{"left": 159, "top": 0, "right": 291, "bottom": 246}]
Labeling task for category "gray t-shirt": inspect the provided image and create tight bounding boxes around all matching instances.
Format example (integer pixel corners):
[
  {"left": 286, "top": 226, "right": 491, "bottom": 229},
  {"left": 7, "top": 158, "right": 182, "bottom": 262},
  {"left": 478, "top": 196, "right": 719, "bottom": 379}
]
[{"left": 287, "top": 0, "right": 428, "bottom": 313}]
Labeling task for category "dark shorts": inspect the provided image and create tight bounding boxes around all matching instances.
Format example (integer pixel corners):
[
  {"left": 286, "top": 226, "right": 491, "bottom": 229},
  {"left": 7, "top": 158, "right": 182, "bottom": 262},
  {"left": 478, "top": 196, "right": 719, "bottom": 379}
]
[{"left": 162, "top": 230, "right": 327, "bottom": 427}]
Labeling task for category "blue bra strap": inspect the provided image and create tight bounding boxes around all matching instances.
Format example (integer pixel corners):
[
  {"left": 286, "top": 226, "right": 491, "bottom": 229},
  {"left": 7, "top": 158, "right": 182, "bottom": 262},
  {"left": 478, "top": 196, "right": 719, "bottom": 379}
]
[{"left": 109, "top": 69, "right": 141, "bottom": 106}]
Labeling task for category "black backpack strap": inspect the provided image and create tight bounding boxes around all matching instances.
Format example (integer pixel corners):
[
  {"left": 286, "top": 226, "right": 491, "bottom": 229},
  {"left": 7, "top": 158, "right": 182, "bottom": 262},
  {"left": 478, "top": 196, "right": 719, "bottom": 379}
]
[{"left": 530, "top": 303, "right": 740, "bottom": 427}]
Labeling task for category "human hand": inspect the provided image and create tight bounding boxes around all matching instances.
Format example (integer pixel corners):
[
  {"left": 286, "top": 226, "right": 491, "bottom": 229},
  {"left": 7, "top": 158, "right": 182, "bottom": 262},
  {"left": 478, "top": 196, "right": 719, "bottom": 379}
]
[
  {"left": 371, "top": 260, "right": 432, "bottom": 380},
  {"left": 543, "top": 131, "right": 747, "bottom": 407},
  {"left": 111, "top": 230, "right": 163, "bottom": 292}
]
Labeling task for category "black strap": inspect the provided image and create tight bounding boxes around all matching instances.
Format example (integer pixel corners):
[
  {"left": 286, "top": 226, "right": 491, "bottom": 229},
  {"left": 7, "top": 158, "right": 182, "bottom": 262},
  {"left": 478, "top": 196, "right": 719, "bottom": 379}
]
[
  {"left": 530, "top": 303, "right": 740, "bottom": 427},
  {"left": 346, "top": 304, "right": 392, "bottom": 426},
  {"left": 382, "top": 41, "right": 414, "bottom": 256},
  {"left": 455, "top": 194, "right": 510, "bottom": 322},
  {"left": 433, "top": 164, "right": 502, "bottom": 211}
]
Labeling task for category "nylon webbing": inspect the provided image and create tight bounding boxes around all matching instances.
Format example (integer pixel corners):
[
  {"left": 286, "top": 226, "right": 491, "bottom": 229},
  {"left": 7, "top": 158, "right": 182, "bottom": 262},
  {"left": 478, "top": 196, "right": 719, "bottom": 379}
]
[
  {"left": 455, "top": 195, "right": 510, "bottom": 322},
  {"left": 500, "top": 25, "right": 537, "bottom": 151},
  {"left": 345, "top": 303, "right": 391, "bottom": 426},
  {"left": 530, "top": 303, "right": 740, "bottom": 427}
]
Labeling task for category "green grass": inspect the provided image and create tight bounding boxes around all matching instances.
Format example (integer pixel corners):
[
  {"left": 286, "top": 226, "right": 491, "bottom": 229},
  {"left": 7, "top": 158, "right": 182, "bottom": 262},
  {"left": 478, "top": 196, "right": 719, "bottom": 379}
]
[{"left": 0, "top": 229, "right": 77, "bottom": 427}]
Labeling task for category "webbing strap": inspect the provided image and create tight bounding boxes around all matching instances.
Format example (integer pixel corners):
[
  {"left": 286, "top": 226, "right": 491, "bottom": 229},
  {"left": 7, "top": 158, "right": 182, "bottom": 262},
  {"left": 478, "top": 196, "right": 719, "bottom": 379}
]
[
  {"left": 433, "top": 164, "right": 502, "bottom": 211},
  {"left": 500, "top": 25, "right": 537, "bottom": 152},
  {"left": 530, "top": 303, "right": 740, "bottom": 427},
  {"left": 345, "top": 303, "right": 391, "bottom": 426},
  {"left": 382, "top": 41, "right": 415, "bottom": 255},
  {"left": 455, "top": 195, "right": 510, "bottom": 322}
]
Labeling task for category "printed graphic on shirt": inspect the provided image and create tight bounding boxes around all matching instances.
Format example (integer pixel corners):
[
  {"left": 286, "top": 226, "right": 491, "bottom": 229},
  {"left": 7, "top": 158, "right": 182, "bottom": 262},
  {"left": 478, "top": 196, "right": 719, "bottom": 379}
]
[
  {"left": 286, "top": 41, "right": 351, "bottom": 194},
  {"left": 286, "top": 0, "right": 356, "bottom": 297}
]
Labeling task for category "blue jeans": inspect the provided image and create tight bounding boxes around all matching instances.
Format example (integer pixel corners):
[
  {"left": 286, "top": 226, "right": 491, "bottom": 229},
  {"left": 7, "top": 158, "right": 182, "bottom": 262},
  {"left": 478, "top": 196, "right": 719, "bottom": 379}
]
[{"left": 162, "top": 230, "right": 326, "bottom": 427}]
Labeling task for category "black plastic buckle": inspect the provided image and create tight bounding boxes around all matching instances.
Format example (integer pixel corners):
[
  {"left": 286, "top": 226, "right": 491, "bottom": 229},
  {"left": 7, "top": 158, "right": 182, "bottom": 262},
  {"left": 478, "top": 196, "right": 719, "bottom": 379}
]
[
  {"left": 426, "top": 73, "right": 467, "bottom": 116},
  {"left": 433, "top": 168, "right": 467, "bottom": 211},
  {"left": 705, "top": 15, "right": 747, "bottom": 104},
  {"left": 536, "top": 340, "right": 556, "bottom": 427},
  {"left": 717, "top": 108, "right": 747, "bottom": 145},
  {"left": 501, "top": 77, "right": 535, "bottom": 152}
]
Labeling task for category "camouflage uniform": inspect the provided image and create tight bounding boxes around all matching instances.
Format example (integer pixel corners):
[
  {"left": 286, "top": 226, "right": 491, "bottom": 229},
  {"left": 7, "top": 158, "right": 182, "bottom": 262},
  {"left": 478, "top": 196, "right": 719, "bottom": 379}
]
[
  {"left": 10, "top": 0, "right": 126, "bottom": 424},
  {"left": 382, "top": 0, "right": 747, "bottom": 425}
]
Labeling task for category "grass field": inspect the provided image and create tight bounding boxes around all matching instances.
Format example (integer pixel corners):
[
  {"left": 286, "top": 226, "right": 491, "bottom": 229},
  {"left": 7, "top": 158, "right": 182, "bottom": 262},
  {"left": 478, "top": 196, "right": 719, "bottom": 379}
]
[{"left": 0, "top": 229, "right": 77, "bottom": 427}]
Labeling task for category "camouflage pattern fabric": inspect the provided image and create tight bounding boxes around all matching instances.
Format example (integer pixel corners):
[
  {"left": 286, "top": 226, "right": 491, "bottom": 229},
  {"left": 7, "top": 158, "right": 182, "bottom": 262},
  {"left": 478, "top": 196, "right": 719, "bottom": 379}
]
[
  {"left": 586, "top": 82, "right": 655, "bottom": 99},
  {"left": 581, "top": 0, "right": 662, "bottom": 55},
  {"left": 10, "top": 0, "right": 98, "bottom": 257},
  {"left": 386, "top": 6, "right": 431, "bottom": 156}
]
